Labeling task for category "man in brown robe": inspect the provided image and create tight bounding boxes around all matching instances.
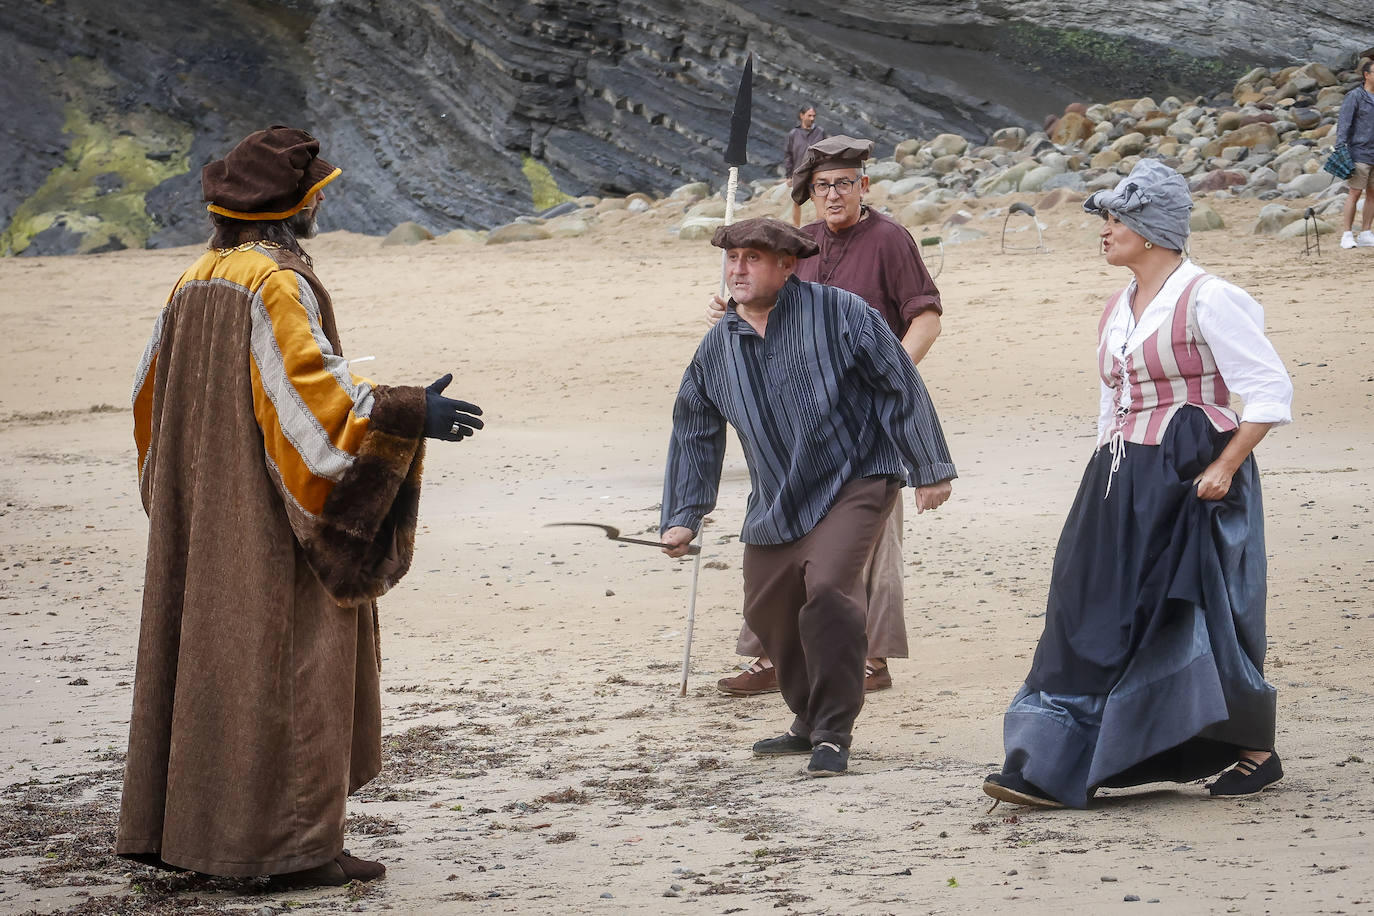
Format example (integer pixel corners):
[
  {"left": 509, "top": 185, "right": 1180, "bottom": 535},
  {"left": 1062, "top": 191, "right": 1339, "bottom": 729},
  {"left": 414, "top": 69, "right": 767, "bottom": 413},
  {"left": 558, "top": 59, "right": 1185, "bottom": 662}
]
[
  {"left": 118, "top": 126, "right": 483, "bottom": 887},
  {"left": 709, "top": 135, "right": 943, "bottom": 696}
]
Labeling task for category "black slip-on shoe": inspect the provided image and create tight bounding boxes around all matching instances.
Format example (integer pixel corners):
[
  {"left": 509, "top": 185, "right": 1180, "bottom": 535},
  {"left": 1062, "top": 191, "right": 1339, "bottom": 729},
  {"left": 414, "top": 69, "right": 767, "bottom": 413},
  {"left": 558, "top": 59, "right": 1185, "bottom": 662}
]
[
  {"left": 1208, "top": 752, "right": 1283, "bottom": 797},
  {"left": 752, "top": 732, "right": 812, "bottom": 756},
  {"left": 982, "top": 771, "right": 1064, "bottom": 808},
  {"left": 805, "top": 743, "right": 849, "bottom": 777}
]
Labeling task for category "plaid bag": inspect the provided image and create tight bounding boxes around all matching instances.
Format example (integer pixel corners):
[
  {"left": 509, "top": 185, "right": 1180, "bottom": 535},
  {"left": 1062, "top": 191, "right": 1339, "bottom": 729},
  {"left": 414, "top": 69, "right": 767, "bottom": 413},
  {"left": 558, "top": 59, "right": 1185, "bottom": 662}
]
[{"left": 1322, "top": 142, "right": 1355, "bottom": 180}]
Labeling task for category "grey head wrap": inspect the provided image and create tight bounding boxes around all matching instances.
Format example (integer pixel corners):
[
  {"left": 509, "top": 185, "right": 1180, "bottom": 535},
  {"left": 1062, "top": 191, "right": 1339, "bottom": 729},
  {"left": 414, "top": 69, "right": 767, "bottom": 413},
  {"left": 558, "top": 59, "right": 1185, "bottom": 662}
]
[{"left": 1083, "top": 159, "right": 1193, "bottom": 251}]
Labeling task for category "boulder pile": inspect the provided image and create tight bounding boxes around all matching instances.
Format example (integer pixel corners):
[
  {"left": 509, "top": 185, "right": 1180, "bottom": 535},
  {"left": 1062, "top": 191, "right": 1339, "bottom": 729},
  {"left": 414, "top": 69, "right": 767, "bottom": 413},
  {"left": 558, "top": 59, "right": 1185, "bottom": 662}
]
[{"left": 383, "top": 58, "right": 1369, "bottom": 247}]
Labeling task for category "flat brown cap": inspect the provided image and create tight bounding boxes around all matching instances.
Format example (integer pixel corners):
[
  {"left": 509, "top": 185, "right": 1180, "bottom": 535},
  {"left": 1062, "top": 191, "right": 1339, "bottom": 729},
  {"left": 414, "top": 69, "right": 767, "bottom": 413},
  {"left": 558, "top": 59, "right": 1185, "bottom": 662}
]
[
  {"left": 789, "top": 135, "right": 874, "bottom": 203},
  {"left": 203, "top": 126, "right": 341, "bottom": 221},
  {"left": 710, "top": 217, "right": 820, "bottom": 257}
]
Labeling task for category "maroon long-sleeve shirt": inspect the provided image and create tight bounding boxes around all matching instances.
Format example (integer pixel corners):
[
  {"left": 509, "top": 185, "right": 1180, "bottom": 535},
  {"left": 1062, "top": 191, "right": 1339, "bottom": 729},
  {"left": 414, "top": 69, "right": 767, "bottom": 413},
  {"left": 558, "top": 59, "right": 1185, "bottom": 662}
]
[{"left": 796, "top": 207, "right": 942, "bottom": 339}]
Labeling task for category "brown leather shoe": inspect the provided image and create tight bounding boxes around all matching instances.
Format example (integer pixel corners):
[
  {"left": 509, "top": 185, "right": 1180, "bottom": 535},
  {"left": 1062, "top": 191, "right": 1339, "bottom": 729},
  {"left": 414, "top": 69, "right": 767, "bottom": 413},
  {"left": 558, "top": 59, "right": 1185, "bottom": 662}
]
[
  {"left": 271, "top": 851, "right": 386, "bottom": 889},
  {"left": 864, "top": 662, "right": 892, "bottom": 692},
  {"left": 716, "top": 660, "right": 779, "bottom": 696}
]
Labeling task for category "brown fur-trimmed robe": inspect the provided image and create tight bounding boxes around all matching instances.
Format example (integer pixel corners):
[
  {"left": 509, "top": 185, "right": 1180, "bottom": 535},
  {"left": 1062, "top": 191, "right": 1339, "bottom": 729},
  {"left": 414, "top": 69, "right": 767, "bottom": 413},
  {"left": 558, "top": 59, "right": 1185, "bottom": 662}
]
[{"left": 119, "top": 246, "right": 426, "bottom": 876}]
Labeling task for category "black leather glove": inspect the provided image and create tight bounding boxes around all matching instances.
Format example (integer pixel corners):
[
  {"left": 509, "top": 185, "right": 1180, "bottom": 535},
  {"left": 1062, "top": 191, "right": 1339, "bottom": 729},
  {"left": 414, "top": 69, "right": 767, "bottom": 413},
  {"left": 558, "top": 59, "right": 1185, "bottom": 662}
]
[{"left": 423, "top": 374, "right": 484, "bottom": 441}]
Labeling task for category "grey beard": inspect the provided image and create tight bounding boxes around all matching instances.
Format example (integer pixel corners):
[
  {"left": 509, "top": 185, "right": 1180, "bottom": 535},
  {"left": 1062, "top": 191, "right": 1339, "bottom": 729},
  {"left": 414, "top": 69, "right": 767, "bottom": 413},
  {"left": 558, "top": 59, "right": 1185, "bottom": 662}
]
[{"left": 288, "top": 207, "right": 318, "bottom": 239}]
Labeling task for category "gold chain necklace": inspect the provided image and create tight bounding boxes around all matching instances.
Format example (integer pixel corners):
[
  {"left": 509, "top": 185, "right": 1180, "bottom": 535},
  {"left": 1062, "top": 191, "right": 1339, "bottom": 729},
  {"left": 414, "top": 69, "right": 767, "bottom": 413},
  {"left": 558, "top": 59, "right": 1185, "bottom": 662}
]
[{"left": 214, "top": 240, "right": 285, "bottom": 256}]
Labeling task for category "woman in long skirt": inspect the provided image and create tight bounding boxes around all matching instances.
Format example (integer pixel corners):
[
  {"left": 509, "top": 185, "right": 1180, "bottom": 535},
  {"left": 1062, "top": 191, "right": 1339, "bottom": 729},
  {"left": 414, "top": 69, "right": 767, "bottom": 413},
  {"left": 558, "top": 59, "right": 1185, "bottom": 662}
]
[{"left": 983, "top": 160, "right": 1294, "bottom": 809}]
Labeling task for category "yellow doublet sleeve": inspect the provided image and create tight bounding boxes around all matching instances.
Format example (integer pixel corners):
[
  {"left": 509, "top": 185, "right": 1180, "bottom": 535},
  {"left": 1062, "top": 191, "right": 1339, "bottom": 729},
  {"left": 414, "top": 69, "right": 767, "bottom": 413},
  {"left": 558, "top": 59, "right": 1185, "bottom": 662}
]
[
  {"left": 248, "top": 267, "right": 377, "bottom": 517},
  {"left": 134, "top": 248, "right": 426, "bottom": 605}
]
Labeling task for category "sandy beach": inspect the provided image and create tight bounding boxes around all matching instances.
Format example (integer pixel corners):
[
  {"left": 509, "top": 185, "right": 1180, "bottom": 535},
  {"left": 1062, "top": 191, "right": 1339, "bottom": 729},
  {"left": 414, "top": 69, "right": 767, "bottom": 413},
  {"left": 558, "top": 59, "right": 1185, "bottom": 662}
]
[{"left": 1, "top": 192, "right": 1372, "bottom": 914}]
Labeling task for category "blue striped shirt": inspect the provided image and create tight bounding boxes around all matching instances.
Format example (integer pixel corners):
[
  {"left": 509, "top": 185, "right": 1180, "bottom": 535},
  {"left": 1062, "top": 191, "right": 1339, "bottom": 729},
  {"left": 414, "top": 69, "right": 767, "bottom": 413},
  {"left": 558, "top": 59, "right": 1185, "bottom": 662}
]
[{"left": 662, "top": 275, "right": 957, "bottom": 545}]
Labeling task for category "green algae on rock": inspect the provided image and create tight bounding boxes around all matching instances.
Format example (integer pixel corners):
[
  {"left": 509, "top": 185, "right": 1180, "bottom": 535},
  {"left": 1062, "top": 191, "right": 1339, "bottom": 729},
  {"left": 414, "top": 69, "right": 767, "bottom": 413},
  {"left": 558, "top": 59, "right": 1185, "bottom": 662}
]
[
  {"left": 521, "top": 156, "right": 571, "bottom": 213},
  {"left": 2, "top": 61, "right": 192, "bottom": 257}
]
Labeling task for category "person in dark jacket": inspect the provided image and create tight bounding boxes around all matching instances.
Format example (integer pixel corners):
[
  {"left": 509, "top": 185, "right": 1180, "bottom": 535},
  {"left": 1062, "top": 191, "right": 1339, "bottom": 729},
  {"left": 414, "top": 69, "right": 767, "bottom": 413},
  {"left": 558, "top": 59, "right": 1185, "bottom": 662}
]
[
  {"left": 1337, "top": 57, "right": 1374, "bottom": 249},
  {"left": 782, "top": 104, "right": 825, "bottom": 226}
]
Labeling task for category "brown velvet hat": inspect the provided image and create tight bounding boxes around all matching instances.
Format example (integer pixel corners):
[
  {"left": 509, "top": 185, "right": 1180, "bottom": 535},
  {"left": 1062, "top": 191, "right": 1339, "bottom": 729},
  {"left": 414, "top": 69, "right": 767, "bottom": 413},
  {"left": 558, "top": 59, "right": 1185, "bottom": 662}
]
[
  {"left": 202, "top": 126, "right": 341, "bottom": 221},
  {"left": 789, "top": 135, "right": 874, "bottom": 204},
  {"left": 710, "top": 217, "right": 820, "bottom": 258}
]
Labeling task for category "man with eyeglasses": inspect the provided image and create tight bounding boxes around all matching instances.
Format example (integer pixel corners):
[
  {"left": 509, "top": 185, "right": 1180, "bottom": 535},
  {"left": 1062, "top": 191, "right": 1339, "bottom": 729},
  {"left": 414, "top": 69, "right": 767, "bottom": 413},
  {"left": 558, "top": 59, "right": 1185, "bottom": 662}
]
[{"left": 709, "top": 135, "right": 943, "bottom": 699}]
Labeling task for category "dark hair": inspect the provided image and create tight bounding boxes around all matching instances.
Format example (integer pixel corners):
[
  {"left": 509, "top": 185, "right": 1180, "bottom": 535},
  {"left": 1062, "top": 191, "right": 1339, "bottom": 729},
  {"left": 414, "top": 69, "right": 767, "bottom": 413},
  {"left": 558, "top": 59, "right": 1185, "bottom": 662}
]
[
  {"left": 208, "top": 211, "right": 313, "bottom": 265},
  {"left": 1363, "top": 58, "right": 1374, "bottom": 75},
  {"left": 798, "top": 103, "right": 817, "bottom": 116}
]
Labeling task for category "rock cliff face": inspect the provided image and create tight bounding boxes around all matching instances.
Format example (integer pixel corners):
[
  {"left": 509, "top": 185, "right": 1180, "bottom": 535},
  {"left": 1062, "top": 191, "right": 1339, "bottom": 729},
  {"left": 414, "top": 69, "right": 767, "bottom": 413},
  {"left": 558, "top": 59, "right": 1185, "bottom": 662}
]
[
  {"left": 796, "top": 0, "right": 1371, "bottom": 65},
  {"left": 299, "top": 0, "right": 1089, "bottom": 236},
  {"left": 2, "top": 0, "right": 1371, "bottom": 254}
]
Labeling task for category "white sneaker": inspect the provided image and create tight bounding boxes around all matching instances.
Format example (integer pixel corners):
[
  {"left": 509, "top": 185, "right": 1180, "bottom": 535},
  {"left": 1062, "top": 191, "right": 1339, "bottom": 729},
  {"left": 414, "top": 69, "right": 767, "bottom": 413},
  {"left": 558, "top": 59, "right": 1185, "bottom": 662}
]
[
  {"left": 1358, "top": 230, "right": 1374, "bottom": 247},
  {"left": 1341, "top": 231, "right": 1357, "bottom": 249}
]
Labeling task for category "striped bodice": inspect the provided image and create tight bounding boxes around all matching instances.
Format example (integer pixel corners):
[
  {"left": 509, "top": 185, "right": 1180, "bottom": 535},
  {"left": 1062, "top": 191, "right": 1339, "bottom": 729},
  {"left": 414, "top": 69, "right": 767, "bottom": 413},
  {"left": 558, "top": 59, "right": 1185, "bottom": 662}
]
[{"left": 1097, "top": 273, "right": 1238, "bottom": 448}]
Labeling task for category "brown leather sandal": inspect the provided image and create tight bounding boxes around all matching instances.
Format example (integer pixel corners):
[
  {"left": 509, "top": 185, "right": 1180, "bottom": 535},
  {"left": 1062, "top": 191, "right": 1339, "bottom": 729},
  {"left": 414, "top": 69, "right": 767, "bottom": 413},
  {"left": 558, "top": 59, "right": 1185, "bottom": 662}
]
[
  {"left": 864, "top": 662, "right": 892, "bottom": 692},
  {"left": 717, "top": 659, "right": 779, "bottom": 696}
]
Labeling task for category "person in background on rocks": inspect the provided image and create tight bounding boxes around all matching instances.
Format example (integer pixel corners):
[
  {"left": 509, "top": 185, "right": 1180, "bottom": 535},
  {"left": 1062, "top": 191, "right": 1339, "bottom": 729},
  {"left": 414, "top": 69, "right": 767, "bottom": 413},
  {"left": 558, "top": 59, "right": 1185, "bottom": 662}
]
[
  {"left": 119, "top": 126, "right": 484, "bottom": 887},
  {"left": 1337, "top": 57, "right": 1374, "bottom": 249},
  {"left": 707, "top": 136, "right": 943, "bottom": 698},
  {"left": 782, "top": 103, "right": 825, "bottom": 226},
  {"left": 662, "top": 217, "right": 955, "bottom": 776},
  {"left": 983, "top": 160, "right": 1292, "bottom": 810}
]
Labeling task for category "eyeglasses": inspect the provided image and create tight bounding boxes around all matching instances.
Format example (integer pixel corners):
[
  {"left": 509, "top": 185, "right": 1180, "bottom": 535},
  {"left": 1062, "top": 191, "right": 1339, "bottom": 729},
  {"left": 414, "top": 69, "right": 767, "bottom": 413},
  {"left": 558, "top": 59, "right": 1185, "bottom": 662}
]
[{"left": 810, "top": 177, "right": 861, "bottom": 196}]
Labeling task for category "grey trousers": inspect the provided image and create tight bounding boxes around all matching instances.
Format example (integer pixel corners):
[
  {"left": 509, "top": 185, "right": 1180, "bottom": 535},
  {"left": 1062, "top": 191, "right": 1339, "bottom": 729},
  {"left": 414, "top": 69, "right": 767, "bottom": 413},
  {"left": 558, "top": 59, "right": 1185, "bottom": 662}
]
[{"left": 737, "top": 493, "right": 908, "bottom": 659}]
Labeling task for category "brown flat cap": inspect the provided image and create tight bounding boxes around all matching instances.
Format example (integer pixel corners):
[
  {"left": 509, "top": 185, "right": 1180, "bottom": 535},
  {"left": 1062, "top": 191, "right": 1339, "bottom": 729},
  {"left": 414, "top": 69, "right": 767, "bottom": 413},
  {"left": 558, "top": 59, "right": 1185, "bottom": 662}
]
[
  {"left": 789, "top": 135, "right": 874, "bottom": 203},
  {"left": 203, "top": 126, "right": 341, "bottom": 221},
  {"left": 710, "top": 217, "right": 820, "bottom": 257}
]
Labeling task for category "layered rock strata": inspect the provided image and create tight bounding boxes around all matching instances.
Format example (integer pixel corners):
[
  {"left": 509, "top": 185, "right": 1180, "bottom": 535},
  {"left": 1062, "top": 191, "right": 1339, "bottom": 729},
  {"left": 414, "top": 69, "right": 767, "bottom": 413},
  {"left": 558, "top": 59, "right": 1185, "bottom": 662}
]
[
  {"left": 2, "top": 0, "right": 1372, "bottom": 254},
  {"left": 456, "top": 60, "right": 1371, "bottom": 249}
]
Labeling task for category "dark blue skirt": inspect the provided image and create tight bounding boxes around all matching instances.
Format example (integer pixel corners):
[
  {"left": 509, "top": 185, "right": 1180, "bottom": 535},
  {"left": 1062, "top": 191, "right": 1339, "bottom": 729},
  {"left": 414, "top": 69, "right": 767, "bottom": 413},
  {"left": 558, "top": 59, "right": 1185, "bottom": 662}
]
[{"left": 1003, "top": 406, "right": 1276, "bottom": 808}]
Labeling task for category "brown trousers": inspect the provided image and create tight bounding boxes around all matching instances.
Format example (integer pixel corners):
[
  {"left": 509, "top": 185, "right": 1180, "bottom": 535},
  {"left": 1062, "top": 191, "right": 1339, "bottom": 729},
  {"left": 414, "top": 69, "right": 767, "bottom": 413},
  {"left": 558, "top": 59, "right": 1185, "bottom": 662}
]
[
  {"left": 737, "top": 493, "right": 907, "bottom": 658},
  {"left": 742, "top": 477, "right": 900, "bottom": 749}
]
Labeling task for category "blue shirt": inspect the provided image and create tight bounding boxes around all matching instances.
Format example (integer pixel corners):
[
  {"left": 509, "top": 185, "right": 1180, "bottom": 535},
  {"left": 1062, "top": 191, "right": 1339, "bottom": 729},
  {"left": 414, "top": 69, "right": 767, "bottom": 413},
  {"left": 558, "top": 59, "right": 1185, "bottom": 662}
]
[{"left": 661, "top": 276, "right": 957, "bottom": 545}]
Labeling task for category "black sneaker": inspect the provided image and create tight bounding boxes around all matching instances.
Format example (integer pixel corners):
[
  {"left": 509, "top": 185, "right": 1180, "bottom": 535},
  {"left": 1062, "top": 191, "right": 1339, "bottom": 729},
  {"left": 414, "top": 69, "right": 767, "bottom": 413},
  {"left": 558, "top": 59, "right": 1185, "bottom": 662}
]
[
  {"left": 751, "top": 732, "right": 812, "bottom": 756},
  {"left": 805, "top": 742, "right": 849, "bottom": 777},
  {"left": 982, "top": 771, "right": 1064, "bottom": 808},
  {"left": 1207, "top": 752, "right": 1283, "bottom": 797}
]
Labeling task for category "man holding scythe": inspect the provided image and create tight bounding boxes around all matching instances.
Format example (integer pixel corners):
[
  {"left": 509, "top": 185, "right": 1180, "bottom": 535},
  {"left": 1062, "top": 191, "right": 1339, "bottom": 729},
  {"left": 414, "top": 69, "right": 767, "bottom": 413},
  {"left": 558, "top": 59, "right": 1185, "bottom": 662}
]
[{"left": 660, "top": 217, "right": 956, "bottom": 776}]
